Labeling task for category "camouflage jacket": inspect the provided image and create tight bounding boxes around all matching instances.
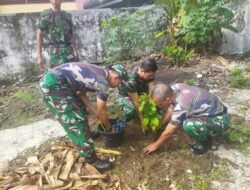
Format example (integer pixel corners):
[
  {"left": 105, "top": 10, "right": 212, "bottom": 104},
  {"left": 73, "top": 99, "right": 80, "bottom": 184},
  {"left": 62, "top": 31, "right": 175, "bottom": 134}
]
[
  {"left": 42, "top": 62, "right": 110, "bottom": 101},
  {"left": 37, "top": 9, "right": 73, "bottom": 47},
  {"left": 118, "top": 67, "right": 151, "bottom": 96},
  {"left": 170, "top": 83, "right": 228, "bottom": 126}
]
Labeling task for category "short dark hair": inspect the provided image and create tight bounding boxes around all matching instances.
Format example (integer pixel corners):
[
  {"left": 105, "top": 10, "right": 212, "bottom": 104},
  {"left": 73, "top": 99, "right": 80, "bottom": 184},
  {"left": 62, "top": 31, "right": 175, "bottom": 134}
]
[
  {"left": 140, "top": 58, "right": 158, "bottom": 72},
  {"left": 151, "top": 84, "right": 173, "bottom": 101}
]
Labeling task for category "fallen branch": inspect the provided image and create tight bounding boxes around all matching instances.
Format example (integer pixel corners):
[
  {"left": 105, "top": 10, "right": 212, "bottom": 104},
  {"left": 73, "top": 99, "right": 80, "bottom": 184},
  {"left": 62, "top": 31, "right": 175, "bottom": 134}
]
[
  {"left": 95, "top": 148, "right": 122, "bottom": 155},
  {"left": 80, "top": 174, "right": 107, "bottom": 179}
]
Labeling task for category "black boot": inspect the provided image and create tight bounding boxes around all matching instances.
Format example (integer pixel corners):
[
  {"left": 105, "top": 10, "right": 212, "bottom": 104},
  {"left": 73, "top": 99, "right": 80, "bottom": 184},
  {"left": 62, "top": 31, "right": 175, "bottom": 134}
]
[
  {"left": 86, "top": 154, "right": 112, "bottom": 172},
  {"left": 190, "top": 136, "right": 212, "bottom": 155},
  {"left": 91, "top": 159, "right": 113, "bottom": 172}
]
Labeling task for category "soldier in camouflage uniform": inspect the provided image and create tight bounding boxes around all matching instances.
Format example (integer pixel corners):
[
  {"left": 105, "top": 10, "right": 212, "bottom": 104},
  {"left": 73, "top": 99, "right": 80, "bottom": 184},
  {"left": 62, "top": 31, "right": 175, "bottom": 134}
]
[
  {"left": 116, "top": 59, "right": 158, "bottom": 132},
  {"left": 37, "top": 0, "right": 79, "bottom": 70},
  {"left": 143, "top": 83, "right": 230, "bottom": 155},
  {"left": 39, "top": 62, "right": 127, "bottom": 171}
]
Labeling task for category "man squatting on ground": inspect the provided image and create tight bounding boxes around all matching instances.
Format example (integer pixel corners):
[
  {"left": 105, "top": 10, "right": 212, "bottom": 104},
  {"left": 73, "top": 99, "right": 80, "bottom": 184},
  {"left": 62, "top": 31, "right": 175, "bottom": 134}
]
[
  {"left": 116, "top": 59, "right": 158, "bottom": 132},
  {"left": 143, "top": 83, "right": 230, "bottom": 155},
  {"left": 37, "top": 0, "right": 79, "bottom": 70},
  {"left": 39, "top": 62, "right": 127, "bottom": 171}
]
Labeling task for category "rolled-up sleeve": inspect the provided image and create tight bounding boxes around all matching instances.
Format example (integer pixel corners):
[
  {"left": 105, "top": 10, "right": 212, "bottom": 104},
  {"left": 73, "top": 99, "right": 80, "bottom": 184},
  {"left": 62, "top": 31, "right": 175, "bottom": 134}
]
[
  {"left": 126, "top": 79, "right": 137, "bottom": 93},
  {"left": 96, "top": 82, "right": 109, "bottom": 101},
  {"left": 37, "top": 11, "right": 49, "bottom": 31}
]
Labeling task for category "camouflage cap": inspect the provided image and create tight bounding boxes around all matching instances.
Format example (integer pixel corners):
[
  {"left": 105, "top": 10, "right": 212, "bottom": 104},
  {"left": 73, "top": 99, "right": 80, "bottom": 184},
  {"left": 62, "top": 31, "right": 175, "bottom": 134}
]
[{"left": 111, "top": 64, "right": 128, "bottom": 80}]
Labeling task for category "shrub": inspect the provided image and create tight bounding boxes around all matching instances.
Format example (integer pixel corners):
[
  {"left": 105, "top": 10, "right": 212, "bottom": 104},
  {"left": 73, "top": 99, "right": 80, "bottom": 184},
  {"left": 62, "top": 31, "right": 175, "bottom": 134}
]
[
  {"left": 161, "top": 44, "right": 193, "bottom": 66},
  {"left": 155, "top": 0, "right": 239, "bottom": 52},
  {"left": 230, "top": 67, "right": 244, "bottom": 76},
  {"left": 101, "top": 6, "right": 168, "bottom": 63},
  {"left": 177, "top": 0, "right": 238, "bottom": 49}
]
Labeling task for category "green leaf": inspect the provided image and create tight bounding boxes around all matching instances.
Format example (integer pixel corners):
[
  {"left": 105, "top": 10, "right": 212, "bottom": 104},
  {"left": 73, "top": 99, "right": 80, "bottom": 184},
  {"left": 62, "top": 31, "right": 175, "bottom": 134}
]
[
  {"left": 151, "top": 117, "right": 159, "bottom": 127},
  {"left": 155, "top": 31, "right": 165, "bottom": 38},
  {"left": 139, "top": 101, "right": 146, "bottom": 112},
  {"left": 101, "top": 20, "right": 108, "bottom": 28},
  {"left": 143, "top": 118, "right": 150, "bottom": 127}
]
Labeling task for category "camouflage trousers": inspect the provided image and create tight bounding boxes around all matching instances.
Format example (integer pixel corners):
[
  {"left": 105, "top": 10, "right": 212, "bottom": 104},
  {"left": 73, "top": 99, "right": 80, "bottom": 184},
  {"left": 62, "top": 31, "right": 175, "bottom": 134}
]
[
  {"left": 49, "top": 45, "right": 77, "bottom": 68},
  {"left": 39, "top": 71, "right": 95, "bottom": 159},
  {"left": 116, "top": 95, "right": 135, "bottom": 119},
  {"left": 183, "top": 113, "right": 230, "bottom": 141}
]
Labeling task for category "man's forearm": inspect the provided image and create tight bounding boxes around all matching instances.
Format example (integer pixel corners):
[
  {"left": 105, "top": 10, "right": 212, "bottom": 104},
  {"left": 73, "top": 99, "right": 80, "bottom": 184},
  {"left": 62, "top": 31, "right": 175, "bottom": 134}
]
[
  {"left": 97, "top": 111, "right": 112, "bottom": 130},
  {"left": 160, "top": 106, "right": 173, "bottom": 127},
  {"left": 134, "top": 103, "right": 142, "bottom": 121},
  {"left": 128, "top": 93, "right": 142, "bottom": 122},
  {"left": 155, "top": 123, "right": 178, "bottom": 147},
  {"left": 36, "top": 30, "right": 44, "bottom": 58},
  {"left": 96, "top": 97, "right": 112, "bottom": 130}
]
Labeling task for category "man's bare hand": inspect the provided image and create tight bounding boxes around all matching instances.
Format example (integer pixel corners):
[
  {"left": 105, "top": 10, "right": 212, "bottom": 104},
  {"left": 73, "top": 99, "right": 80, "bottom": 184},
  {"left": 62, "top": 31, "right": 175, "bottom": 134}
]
[{"left": 143, "top": 142, "right": 159, "bottom": 154}]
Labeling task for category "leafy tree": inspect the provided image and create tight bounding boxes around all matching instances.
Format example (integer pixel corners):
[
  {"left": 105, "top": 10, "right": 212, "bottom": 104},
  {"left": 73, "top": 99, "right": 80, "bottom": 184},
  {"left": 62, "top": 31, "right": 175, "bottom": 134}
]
[
  {"left": 154, "top": 0, "right": 181, "bottom": 43},
  {"left": 177, "top": 0, "right": 239, "bottom": 50},
  {"left": 155, "top": 0, "right": 239, "bottom": 55},
  {"left": 154, "top": 0, "right": 193, "bottom": 65}
]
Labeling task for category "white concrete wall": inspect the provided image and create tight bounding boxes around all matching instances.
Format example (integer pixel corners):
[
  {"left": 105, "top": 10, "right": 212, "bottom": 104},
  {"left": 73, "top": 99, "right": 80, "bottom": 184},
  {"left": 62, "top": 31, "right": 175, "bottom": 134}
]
[
  {"left": 216, "top": 0, "right": 250, "bottom": 54},
  {"left": 0, "top": 6, "right": 167, "bottom": 83},
  {"left": 0, "top": 10, "right": 117, "bottom": 82}
]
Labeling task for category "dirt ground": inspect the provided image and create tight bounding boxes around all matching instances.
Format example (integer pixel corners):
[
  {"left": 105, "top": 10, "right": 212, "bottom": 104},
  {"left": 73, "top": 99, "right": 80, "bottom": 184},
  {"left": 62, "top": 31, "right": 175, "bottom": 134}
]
[
  {"left": 102, "top": 56, "right": 233, "bottom": 189},
  {"left": 1, "top": 55, "right": 249, "bottom": 189},
  {"left": 102, "top": 127, "right": 229, "bottom": 189},
  {"left": 0, "top": 83, "right": 46, "bottom": 130}
]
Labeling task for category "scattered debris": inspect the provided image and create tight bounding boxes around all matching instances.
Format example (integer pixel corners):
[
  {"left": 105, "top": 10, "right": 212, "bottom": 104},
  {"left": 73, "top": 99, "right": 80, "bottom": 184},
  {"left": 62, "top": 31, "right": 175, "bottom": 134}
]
[
  {"left": 186, "top": 169, "right": 192, "bottom": 174},
  {"left": 160, "top": 176, "right": 170, "bottom": 182},
  {"left": 0, "top": 141, "right": 130, "bottom": 190},
  {"left": 130, "top": 146, "right": 136, "bottom": 152},
  {"left": 137, "top": 181, "right": 149, "bottom": 190}
]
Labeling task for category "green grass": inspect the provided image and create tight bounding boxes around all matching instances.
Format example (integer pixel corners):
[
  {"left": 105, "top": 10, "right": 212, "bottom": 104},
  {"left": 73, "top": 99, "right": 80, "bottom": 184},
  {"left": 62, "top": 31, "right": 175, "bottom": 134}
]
[
  {"left": 30, "top": 81, "right": 39, "bottom": 88},
  {"left": 245, "top": 66, "right": 250, "bottom": 72},
  {"left": 230, "top": 67, "right": 244, "bottom": 76},
  {"left": 179, "top": 142, "right": 188, "bottom": 156},
  {"left": 210, "top": 165, "right": 228, "bottom": 179},
  {"left": 229, "top": 76, "right": 250, "bottom": 89},
  {"left": 176, "top": 174, "right": 208, "bottom": 190},
  {"left": 193, "top": 176, "right": 208, "bottom": 190},
  {"left": 225, "top": 118, "right": 250, "bottom": 156},
  {"left": 113, "top": 165, "right": 123, "bottom": 176},
  {"left": 172, "top": 161, "right": 228, "bottom": 190},
  {"left": 0, "top": 96, "right": 4, "bottom": 104},
  {"left": 184, "top": 79, "right": 198, "bottom": 86},
  {"left": 0, "top": 84, "right": 46, "bottom": 130},
  {"left": 229, "top": 66, "right": 250, "bottom": 89},
  {"left": 14, "top": 90, "right": 34, "bottom": 101}
]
